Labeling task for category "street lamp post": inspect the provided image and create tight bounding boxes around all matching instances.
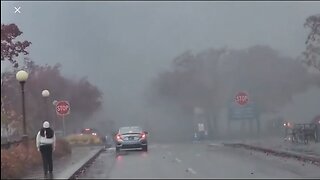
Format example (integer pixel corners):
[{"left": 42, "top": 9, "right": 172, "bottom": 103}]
[
  {"left": 16, "top": 70, "right": 29, "bottom": 141},
  {"left": 52, "top": 100, "right": 58, "bottom": 129},
  {"left": 42, "top": 90, "right": 50, "bottom": 124}
]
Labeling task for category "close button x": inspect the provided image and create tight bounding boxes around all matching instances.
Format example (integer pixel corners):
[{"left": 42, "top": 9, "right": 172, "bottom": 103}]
[{"left": 14, "top": 7, "right": 21, "bottom": 14}]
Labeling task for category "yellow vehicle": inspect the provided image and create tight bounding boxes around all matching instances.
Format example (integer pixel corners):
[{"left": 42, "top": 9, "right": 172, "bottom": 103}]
[{"left": 66, "top": 128, "right": 103, "bottom": 145}]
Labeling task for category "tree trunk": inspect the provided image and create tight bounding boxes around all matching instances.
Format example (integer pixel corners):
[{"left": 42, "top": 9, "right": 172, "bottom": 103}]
[
  {"left": 249, "top": 119, "right": 253, "bottom": 135},
  {"left": 206, "top": 113, "right": 213, "bottom": 139},
  {"left": 213, "top": 115, "right": 218, "bottom": 138},
  {"left": 256, "top": 118, "right": 261, "bottom": 137},
  {"left": 241, "top": 120, "right": 245, "bottom": 136},
  {"left": 208, "top": 111, "right": 218, "bottom": 139}
]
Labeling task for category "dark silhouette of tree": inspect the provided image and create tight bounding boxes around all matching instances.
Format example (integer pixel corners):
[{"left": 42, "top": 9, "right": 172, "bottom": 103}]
[
  {"left": 1, "top": 24, "right": 31, "bottom": 67},
  {"left": 148, "top": 46, "right": 319, "bottom": 138},
  {"left": 303, "top": 14, "right": 320, "bottom": 71}
]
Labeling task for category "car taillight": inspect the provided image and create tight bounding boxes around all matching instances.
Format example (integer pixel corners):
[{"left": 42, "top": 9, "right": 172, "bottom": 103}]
[
  {"left": 140, "top": 133, "right": 146, "bottom": 139},
  {"left": 116, "top": 134, "right": 123, "bottom": 141}
]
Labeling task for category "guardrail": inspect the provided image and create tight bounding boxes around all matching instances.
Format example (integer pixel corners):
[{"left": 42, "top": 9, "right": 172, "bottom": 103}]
[{"left": 222, "top": 143, "right": 320, "bottom": 166}]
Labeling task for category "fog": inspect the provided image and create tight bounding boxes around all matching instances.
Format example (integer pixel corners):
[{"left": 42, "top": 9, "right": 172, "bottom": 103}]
[{"left": 1, "top": 1, "right": 320, "bottom": 141}]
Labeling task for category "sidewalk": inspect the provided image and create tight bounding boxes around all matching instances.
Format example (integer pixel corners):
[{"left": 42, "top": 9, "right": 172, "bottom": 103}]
[
  {"left": 209, "top": 136, "right": 320, "bottom": 157},
  {"left": 242, "top": 137, "right": 320, "bottom": 157},
  {"left": 23, "top": 146, "right": 103, "bottom": 179}
]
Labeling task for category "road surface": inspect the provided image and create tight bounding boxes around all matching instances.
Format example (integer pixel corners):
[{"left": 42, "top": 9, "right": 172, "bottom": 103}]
[{"left": 80, "top": 142, "right": 320, "bottom": 178}]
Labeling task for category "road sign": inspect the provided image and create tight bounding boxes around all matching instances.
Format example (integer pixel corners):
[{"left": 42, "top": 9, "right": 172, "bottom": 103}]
[
  {"left": 56, "top": 101, "right": 70, "bottom": 116},
  {"left": 235, "top": 91, "right": 249, "bottom": 105},
  {"left": 198, "top": 123, "right": 205, "bottom": 132},
  {"left": 228, "top": 103, "right": 256, "bottom": 120}
]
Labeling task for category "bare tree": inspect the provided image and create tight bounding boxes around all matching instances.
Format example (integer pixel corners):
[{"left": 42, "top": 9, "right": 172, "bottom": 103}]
[{"left": 303, "top": 14, "right": 320, "bottom": 71}]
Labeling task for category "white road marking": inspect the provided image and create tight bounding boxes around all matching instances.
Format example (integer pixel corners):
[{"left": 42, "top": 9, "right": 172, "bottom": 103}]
[
  {"left": 175, "top": 157, "right": 182, "bottom": 163},
  {"left": 107, "top": 147, "right": 115, "bottom": 151},
  {"left": 209, "top": 143, "right": 222, "bottom": 146},
  {"left": 187, "top": 168, "right": 197, "bottom": 174}
]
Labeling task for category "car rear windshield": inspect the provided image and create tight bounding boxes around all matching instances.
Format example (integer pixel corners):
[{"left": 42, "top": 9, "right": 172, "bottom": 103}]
[
  {"left": 81, "top": 128, "right": 96, "bottom": 134},
  {"left": 119, "top": 127, "right": 142, "bottom": 134}
]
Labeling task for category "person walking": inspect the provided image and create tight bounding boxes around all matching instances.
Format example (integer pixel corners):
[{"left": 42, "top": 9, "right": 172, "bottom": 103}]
[{"left": 36, "top": 121, "right": 56, "bottom": 178}]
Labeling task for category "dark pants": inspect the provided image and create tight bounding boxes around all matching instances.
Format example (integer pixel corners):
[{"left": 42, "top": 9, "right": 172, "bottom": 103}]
[{"left": 40, "top": 144, "right": 53, "bottom": 175}]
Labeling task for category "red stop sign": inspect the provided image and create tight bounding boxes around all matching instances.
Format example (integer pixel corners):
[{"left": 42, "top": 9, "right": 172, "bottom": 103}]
[
  {"left": 235, "top": 92, "right": 249, "bottom": 105},
  {"left": 56, "top": 101, "right": 70, "bottom": 116}
]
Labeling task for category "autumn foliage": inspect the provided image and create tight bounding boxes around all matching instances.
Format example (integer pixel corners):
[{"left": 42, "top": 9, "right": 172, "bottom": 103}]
[
  {"left": 1, "top": 138, "right": 71, "bottom": 179},
  {"left": 2, "top": 23, "right": 103, "bottom": 136},
  {"left": 66, "top": 134, "right": 102, "bottom": 145},
  {"left": 1, "top": 23, "right": 102, "bottom": 179},
  {"left": 1, "top": 24, "right": 31, "bottom": 67},
  {"left": 1, "top": 59, "right": 103, "bottom": 136},
  {"left": 303, "top": 14, "right": 320, "bottom": 71}
]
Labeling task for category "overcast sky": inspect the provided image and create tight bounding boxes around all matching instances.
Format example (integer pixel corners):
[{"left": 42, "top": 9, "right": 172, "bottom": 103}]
[{"left": 1, "top": 1, "right": 320, "bottom": 125}]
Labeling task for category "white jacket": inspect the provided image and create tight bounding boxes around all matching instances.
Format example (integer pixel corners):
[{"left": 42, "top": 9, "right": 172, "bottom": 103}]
[{"left": 36, "top": 130, "right": 56, "bottom": 149}]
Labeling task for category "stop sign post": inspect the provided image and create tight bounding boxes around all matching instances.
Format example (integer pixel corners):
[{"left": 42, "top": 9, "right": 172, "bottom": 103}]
[
  {"left": 56, "top": 101, "right": 70, "bottom": 136},
  {"left": 235, "top": 91, "right": 249, "bottom": 106}
]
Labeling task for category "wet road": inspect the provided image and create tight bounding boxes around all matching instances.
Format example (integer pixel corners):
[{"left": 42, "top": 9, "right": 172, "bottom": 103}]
[{"left": 80, "top": 142, "right": 320, "bottom": 179}]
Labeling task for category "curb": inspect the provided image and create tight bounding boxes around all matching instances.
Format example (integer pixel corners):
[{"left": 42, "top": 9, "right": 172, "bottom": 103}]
[
  {"left": 68, "top": 147, "right": 104, "bottom": 179},
  {"left": 221, "top": 143, "right": 320, "bottom": 166}
]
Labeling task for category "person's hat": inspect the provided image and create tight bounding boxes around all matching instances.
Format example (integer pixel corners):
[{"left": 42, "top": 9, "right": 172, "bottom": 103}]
[{"left": 43, "top": 121, "right": 50, "bottom": 128}]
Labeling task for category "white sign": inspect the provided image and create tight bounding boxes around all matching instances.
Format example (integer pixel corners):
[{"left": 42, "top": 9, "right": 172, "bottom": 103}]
[{"left": 198, "top": 123, "right": 205, "bottom": 131}]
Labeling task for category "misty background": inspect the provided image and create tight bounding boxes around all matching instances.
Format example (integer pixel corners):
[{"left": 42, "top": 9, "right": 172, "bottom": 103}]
[{"left": 1, "top": 1, "right": 320, "bottom": 140}]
